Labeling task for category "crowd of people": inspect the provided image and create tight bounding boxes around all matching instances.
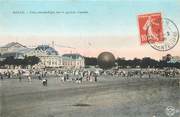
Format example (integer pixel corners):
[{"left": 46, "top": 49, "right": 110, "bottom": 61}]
[
  {"left": 0, "top": 68, "right": 100, "bottom": 85},
  {"left": 0, "top": 67, "right": 180, "bottom": 86},
  {"left": 104, "top": 68, "right": 180, "bottom": 78}
]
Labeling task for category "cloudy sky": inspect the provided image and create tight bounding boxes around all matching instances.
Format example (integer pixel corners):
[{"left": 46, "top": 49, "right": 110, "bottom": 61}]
[{"left": 0, "top": 0, "right": 180, "bottom": 59}]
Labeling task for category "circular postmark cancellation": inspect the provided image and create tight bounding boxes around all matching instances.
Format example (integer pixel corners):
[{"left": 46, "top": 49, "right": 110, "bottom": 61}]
[{"left": 147, "top": 18, "right": 179, "bottom": 51}]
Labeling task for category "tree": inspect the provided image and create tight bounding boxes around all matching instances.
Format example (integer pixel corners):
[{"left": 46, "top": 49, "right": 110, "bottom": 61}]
[
  {"left": 140, "top": 57, "right": 158, "bottom": 68},
  {"left": 0, "top": 56, "right": 40, "bottom": 68},
  {"left": 84, "top": 57, "right": 97, "bottom": 66},
  {"left": 23, "top": 56, "right": 40, "bottom": 66},
  {"left": 3, "top": 56, "right": 15, "bottom": 65},
  {"left": 116, "top": 58, "right": 127, "bottom": 68}
]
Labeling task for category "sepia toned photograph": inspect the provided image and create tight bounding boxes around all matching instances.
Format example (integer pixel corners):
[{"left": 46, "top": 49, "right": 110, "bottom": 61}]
[{"left": 0, "top": 0, "right": 180, "bottom": 117}]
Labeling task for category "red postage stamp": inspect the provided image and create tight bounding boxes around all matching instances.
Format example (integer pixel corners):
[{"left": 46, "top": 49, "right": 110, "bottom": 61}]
[{"left": 138, "top": 13, "right": 164, "bottom": 44}]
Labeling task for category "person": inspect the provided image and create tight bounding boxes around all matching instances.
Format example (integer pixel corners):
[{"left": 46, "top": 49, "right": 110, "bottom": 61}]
[
  {"left": 42, "top": 78, "right": 47, "bottom": 86},
  {"left": 172, "top": 70, "right": 176, "bottom": 78},
  {"left": 0, "top": 72, "right": 3, "bottom": 80},
  {"left": 28, "top": 76, "right": 31, "bottom": 82},
  {"left": 61, "top": 75, "right": 65, "bottom": 82},
  {"left": 38, "top": 72, "right": 42, "bottom": 80},
  {"left": 94, "top": 73, "right": 98, "bottom": 82},
  {"left": 66, "top": 73, "right": 69, "bottom": 81},
  {"left": 143, "top": 16, "right": 160, "bottom": 42},
  {"left": 19, "top": 75, "right": 22, "bottom": 82},
  {"left": 63, "top": 72, "right": 67, "bottom": 82},
  {"left": 79, "top": 71, "right": 83, "bottom": 83},
  {"left": 89, "top": 72, "right": 92, "bottom": 82},
  {"left": 87, "top": 71, "right": 91, "bottom": 81},
  {"left": 78, "top": 76, "right": 83, "bottom": 84},
  {"left": 140, "top": 71, "right": 142, "bottom": 78},
  {"left": 148, "top": 72, "right": 151, "bottom": 78},
  {"left": 18, "top": 70, "right": 22, "bottom": 82},
  {"left": 7, "top": 71, "right": 11, "bottom": 79}
]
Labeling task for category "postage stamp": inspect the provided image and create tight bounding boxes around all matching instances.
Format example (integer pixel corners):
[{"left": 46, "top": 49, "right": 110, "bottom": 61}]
[
  {"left": 138, "top": 13, "right": 164, "bottom": 44},
  {"left": 138, "top": 13, "right": 179, "bottom": 51}
]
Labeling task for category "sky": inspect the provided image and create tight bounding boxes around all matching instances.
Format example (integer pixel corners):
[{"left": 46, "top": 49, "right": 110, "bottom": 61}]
[{"left": 0, "top": 0, "right": 180, "bottom": 60}]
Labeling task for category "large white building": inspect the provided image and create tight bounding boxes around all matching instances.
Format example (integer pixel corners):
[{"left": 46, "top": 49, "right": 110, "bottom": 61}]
[
  {"left": 62, "top": 53, "right": 85, "bottom": 68},
  {"left": 25, "top": 45, "right": 63, "bottom": 68},
  {"left": 0, "top": 42, "right": 85, "bottom": 68}
]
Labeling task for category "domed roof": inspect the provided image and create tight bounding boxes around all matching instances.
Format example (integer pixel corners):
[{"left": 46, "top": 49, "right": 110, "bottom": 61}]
[{"left": 35, "top": 45, "right": 58, "bottom": 55}]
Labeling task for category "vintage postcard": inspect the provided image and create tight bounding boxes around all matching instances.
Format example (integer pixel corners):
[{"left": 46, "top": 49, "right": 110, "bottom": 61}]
[{"left": 0, "top": 0, "right": 180, "bottom": 117}]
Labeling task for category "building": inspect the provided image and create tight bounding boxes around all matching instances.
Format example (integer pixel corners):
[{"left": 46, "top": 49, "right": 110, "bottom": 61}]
[
  {"left": 0, "top": 42, "right": 85, "bottom": 68},
  {"left": 0, "top": 42, "right": 28, "bottom": 61},
  {"left": 25, "top": 45, "right": 63, "bottom": 68},
  {"left": 62, "top": 53, "right": 85, "bottom": 68},
  {"left": 0, "top": 52, "right": 24, "bottom": 61},
  {"left": 0, "top": 42, "right": 27, "bottom": 55},
  {"left": 162, "top": 54, "right": 180, "bottom": 63},
  {"left": 169, "top": 56, "right": 180, "bottom": 63}
]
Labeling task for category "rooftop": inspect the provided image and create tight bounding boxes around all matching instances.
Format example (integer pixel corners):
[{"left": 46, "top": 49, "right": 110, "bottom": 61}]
[
  {"left": 35, "top": 45, "right": 58, "bottom": 55},
  {"left": 62, "top": 53, "right": 84, "bottom": 59},
  {"left": 2, "top": 42, "right": 27, "bottom": 48}
]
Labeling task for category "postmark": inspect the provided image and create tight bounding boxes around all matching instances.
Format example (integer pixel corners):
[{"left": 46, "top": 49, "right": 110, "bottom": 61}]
[
  {"left": 138, "top": 13, "right": 179, "bottom": 51},
  {"left": 147, "top": 18, "right": 179, "bottom": 51}
]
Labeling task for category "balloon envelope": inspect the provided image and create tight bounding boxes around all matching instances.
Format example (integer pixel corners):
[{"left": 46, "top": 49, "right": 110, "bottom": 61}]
[{"left": 97, "top": 52, "right": 115, "bottom": 69}]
